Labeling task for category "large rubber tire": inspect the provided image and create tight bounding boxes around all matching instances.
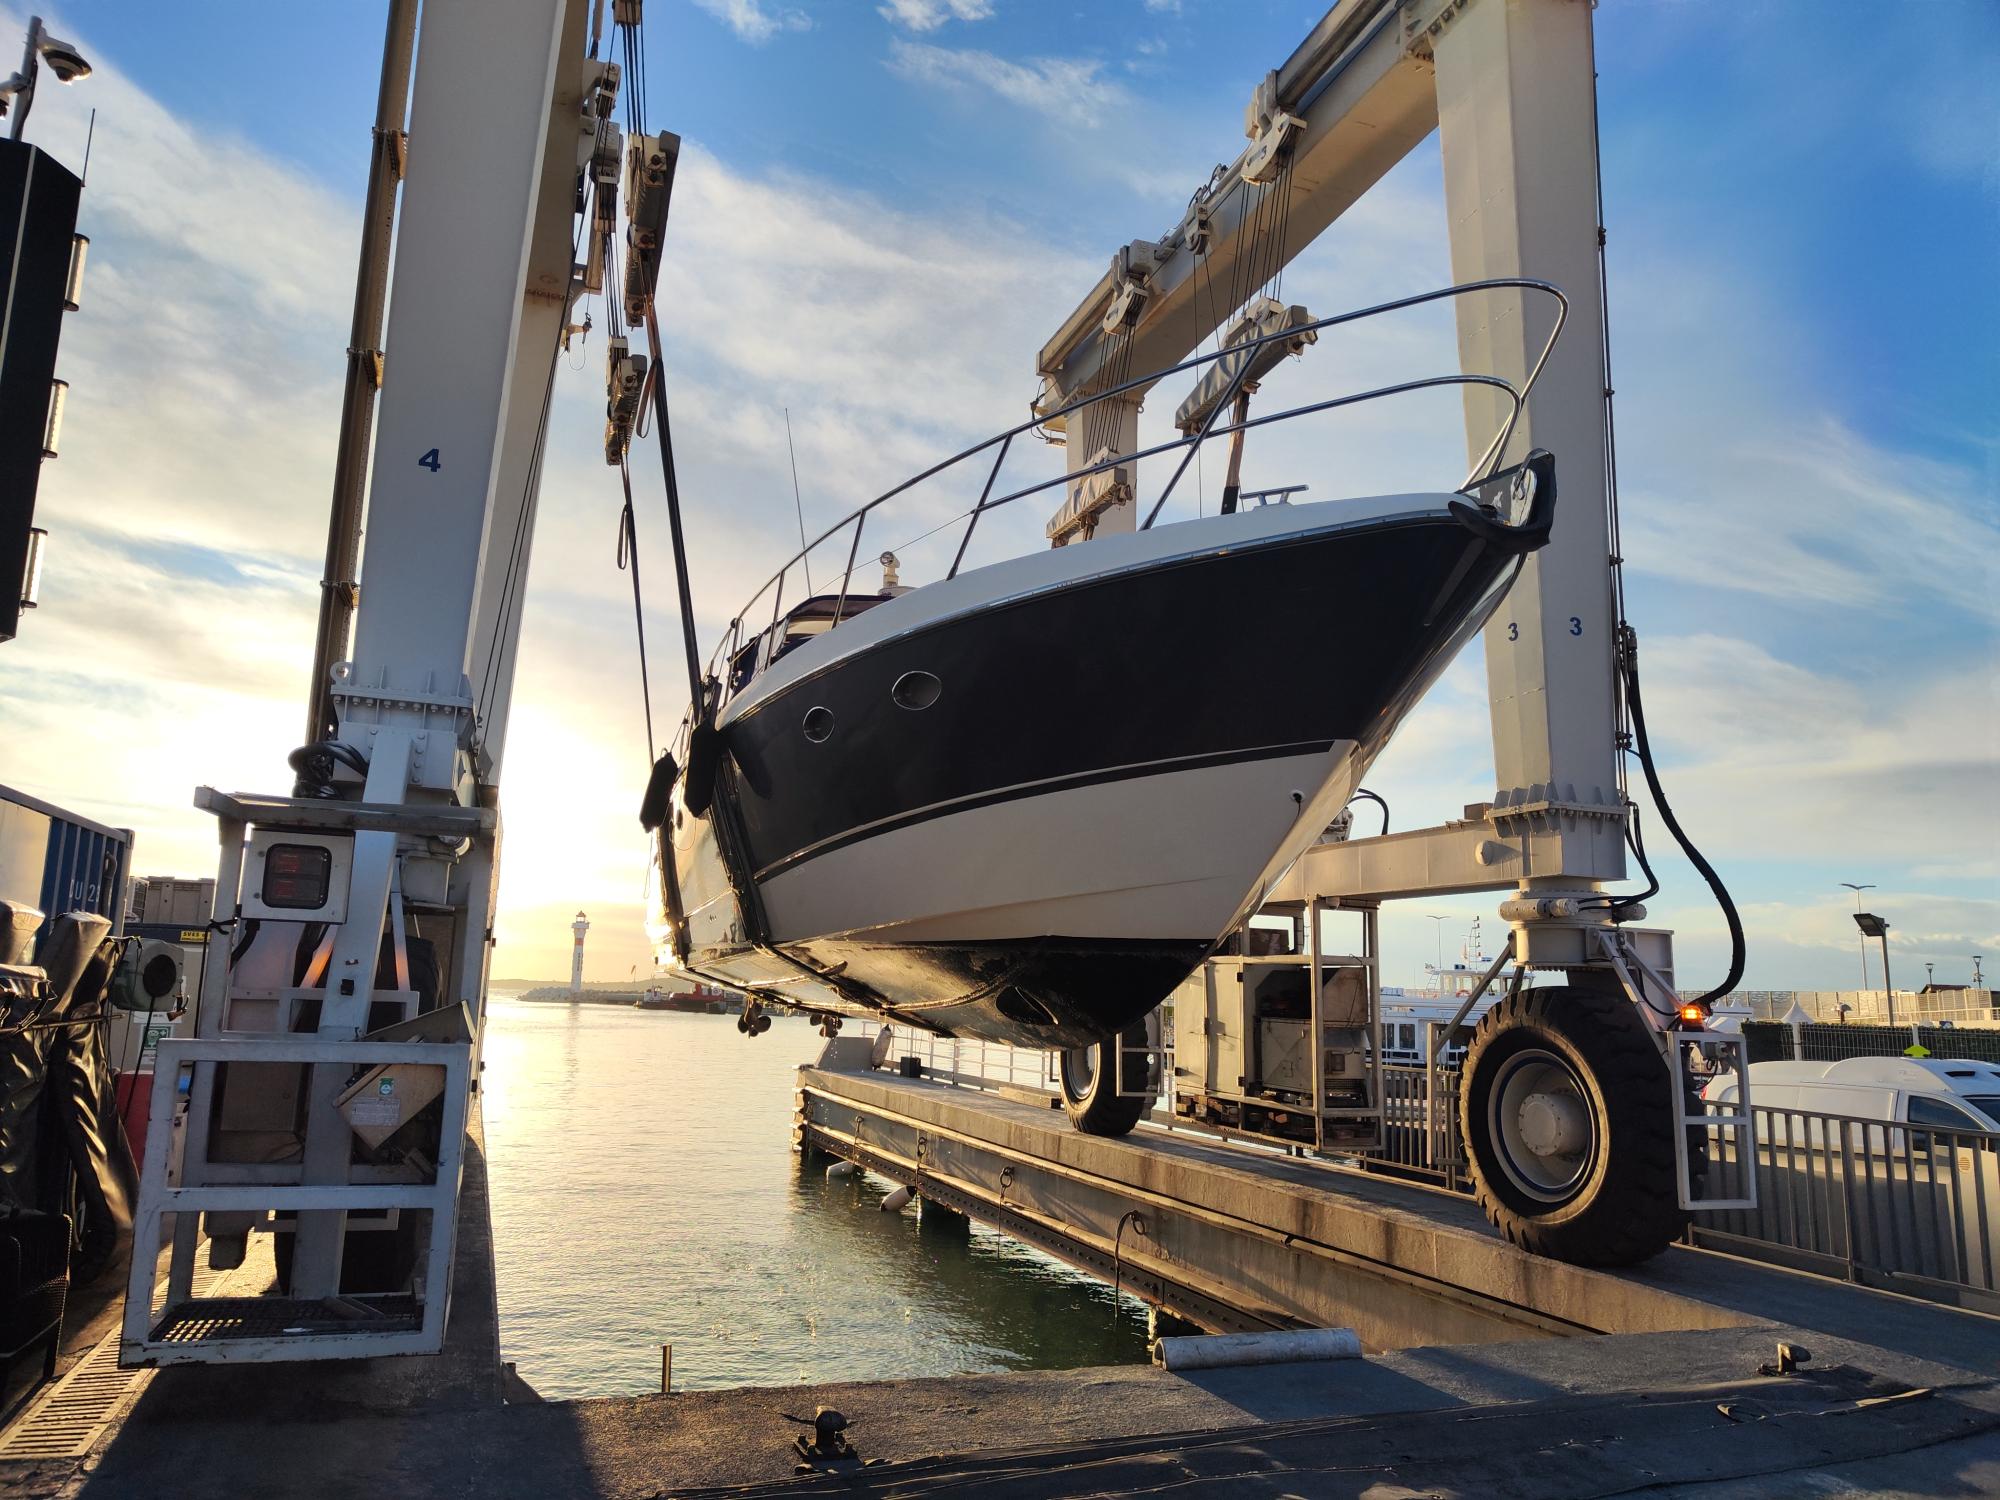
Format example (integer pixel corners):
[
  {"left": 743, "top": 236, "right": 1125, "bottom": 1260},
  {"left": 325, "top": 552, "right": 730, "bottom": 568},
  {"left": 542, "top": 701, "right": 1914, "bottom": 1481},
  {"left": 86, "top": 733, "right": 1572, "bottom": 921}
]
[
  {"left": 1459, "top": 984, "right": 1687, "bottom": 1267},
  {"left": 1059, "top": 1025, "right": 1151, "bottom": 1137}
]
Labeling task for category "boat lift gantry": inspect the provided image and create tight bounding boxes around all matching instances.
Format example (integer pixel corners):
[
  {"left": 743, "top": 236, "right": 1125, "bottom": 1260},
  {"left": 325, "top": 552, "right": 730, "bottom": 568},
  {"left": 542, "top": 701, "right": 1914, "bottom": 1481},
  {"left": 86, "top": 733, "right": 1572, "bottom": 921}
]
[
  {"left": 1039, "top": 0, "right": 1751, "bottom": 1263},
  {"left": 118, "top": 0, "right": 1750, "bottom": 1368}
]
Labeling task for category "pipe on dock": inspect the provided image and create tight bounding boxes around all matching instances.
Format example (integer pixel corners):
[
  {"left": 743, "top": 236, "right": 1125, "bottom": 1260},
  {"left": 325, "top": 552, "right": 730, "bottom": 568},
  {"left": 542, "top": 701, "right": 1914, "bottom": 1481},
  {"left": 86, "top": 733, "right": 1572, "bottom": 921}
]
[{"left": 1152, "top": 1327, "right": 1361, "bottom": 1371}]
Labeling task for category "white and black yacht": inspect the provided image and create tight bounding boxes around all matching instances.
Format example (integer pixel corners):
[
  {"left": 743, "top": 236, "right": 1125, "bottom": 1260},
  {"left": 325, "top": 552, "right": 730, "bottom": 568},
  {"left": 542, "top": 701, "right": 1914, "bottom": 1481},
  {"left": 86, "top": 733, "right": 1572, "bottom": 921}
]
[
  {"left": 638, "top": 280, "right": 1569, "bottom": 1047},
  {"left": 648, "top": 467, "right": 1554, "bottom": 1047}
]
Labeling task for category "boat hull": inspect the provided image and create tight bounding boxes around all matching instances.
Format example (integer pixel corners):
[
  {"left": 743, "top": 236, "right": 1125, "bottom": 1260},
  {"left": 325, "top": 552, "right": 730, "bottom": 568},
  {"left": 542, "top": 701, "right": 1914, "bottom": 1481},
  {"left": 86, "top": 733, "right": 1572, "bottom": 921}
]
[{"left": 660, "top": 494, "right": 1526, "bottom": 1047}]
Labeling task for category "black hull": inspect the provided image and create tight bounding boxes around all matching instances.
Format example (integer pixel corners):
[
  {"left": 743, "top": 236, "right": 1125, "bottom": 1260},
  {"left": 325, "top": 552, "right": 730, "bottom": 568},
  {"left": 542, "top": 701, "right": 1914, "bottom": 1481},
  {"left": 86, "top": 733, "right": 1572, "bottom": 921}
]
[{"left": 721, "top": 511, "right": 1515, "bottom": 882}]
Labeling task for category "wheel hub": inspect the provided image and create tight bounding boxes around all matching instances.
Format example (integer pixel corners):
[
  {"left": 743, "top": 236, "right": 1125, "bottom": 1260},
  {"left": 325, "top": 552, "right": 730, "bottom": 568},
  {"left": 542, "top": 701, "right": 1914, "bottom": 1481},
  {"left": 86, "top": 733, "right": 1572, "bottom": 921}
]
[
  {"left": 1516, "top": 1090, "right": 1588, "bottom": 1158},
  {"left": 1487, "top": 1046, "right": 1597, "bottom": 1203}
]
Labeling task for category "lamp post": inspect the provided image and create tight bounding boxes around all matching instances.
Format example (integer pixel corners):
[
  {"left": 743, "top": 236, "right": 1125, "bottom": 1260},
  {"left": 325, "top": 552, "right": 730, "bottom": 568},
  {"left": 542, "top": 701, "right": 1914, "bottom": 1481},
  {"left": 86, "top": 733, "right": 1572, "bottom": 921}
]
[
  {"left": 1854, "top": 912, "right": 1893, "bottom": 1027},
  {"left": 1, "top": 17, "right": 94, "bottom": 143},
  {"left": 1840, "top": 883, "right": 1875, "bottom": 990}
]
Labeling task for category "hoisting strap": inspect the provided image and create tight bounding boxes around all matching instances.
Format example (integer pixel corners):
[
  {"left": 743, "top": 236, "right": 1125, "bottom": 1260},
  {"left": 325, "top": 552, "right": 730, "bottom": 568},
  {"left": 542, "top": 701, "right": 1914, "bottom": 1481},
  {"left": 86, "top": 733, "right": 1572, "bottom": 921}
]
[
  {"left": 617, "top": 460, "right": 658, "bottom": 764},
  {"left": 638, "top": 286, "right": 705, "bottom": 710}
]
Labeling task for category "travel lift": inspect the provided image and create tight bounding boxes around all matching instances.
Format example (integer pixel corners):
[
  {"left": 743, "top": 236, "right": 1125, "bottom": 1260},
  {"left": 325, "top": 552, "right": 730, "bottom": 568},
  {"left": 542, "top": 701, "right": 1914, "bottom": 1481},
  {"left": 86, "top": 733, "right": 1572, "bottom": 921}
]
[
  {"left": 1039, "top": 0, "right": 1752, "bottom": 1267},
  {"left": 118, "top": 0, "right": 1751, "bottom": 1370},
  {"left": 120, "top": 0, "right": 629, "bottom": 1365}
]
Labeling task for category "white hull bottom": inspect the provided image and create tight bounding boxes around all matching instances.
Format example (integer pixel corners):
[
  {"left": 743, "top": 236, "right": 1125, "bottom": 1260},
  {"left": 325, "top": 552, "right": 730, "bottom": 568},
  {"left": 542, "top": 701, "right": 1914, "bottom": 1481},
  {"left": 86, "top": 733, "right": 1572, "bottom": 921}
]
[{"left": 667, "top": 742, "right": 1361, "bottom": 1042}]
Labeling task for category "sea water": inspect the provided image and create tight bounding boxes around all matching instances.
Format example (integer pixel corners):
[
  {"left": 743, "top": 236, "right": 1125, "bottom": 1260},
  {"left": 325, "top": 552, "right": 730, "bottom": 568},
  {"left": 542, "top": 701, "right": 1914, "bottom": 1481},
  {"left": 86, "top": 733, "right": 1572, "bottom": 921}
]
[{"left": 482, "top": 995, "right": 1152, "bottom": 1397}]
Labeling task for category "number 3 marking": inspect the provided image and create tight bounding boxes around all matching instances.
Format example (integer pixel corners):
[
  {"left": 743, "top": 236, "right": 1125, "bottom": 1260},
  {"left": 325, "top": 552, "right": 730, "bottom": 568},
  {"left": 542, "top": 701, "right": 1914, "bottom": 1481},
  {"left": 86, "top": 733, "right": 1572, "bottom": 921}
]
[
  {"left": 418, "top": 448, "right": 441, "bottom": 472},
  {"left": 1569, "top": 616, "right": 1583, "bottom": 636},
  {"left": 1506, "top": 622, "right": 1518, "bottom": 641}
]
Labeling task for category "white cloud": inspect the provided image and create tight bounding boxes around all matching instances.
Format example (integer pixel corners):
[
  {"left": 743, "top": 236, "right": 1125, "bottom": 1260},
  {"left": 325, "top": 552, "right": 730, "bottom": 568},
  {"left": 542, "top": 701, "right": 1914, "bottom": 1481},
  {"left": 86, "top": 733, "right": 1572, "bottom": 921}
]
[
  {"left": 1144, "top": 0, "right": 1181, "bottom": 13},
  {"left": 1621, "top": 418, "right": 2000, "bottom": 625},
  {"left": 886, "top": 39, "right": 1125, "bottom": 129},
  {"left": 878, "top": 0, "right": 994, "bottom": 32},
  {"left": 693, "top": 0, "right": 810, "bottom": 45}
]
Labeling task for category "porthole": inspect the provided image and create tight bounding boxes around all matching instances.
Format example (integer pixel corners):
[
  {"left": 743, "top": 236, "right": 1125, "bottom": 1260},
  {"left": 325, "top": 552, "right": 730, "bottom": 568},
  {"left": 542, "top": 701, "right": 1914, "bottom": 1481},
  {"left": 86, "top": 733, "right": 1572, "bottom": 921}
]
[
  {"left": 802, "top": 705, "right": 834, "bottom": 743},
  {"left": 891, "top": 670, "right": 942, "bottom": 711}
]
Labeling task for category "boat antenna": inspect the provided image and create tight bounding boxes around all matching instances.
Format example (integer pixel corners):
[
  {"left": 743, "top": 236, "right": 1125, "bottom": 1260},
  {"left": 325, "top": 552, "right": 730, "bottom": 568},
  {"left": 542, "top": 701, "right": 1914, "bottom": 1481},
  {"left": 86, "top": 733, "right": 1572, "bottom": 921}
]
[{"left": 784, "top": 407, "right": 812, "bottom": 595}]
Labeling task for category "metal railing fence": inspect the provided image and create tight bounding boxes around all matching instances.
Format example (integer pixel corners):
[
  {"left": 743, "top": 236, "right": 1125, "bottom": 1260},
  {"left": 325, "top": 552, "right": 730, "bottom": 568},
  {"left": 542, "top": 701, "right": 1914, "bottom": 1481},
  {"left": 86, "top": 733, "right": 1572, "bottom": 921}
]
[
  {"left": 1689, "top": 1101, "right": 1999, "bottom": 1314},
  {"left": 856, "top": 1023, "right": 1059, "bottom": 1097},
  {"left": 1379, "top": 1060, "right": 1467, "bottom": 1190},
  {"left": 839, "top": 1019, "right": 2000, "bottom": 1312},
  {"left": 1742, "top": 1021, "right": 2000, "bottom": 1067},
  {"left": 1727, "top": 989, "right": 1999, "bottom": 1029}
]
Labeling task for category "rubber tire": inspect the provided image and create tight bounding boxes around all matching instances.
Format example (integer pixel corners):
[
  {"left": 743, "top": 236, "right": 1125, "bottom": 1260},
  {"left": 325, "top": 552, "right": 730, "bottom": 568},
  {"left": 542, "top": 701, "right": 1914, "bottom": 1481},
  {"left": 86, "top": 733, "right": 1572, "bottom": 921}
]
[
  {"left": 1459, "top": 984, "right": 1688, "bottom": 1267},
  {"left": 1059, "top": 1025, "right": 1150, "bottom": 1137}
]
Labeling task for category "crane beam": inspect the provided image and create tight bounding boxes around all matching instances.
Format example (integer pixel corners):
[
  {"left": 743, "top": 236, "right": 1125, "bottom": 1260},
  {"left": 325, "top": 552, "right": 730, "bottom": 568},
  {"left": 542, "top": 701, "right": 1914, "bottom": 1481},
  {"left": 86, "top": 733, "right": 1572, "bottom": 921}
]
[{"left": 1037, "top": 0, "right": 1434, "bottom": 409}]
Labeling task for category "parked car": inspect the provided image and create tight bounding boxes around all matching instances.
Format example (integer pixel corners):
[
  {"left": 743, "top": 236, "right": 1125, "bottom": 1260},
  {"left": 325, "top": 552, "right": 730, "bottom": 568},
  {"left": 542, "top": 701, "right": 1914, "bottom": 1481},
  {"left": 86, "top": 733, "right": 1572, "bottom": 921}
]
[{"left": 1704, "top": 1056, "right": 2000, "bottom": 1146}]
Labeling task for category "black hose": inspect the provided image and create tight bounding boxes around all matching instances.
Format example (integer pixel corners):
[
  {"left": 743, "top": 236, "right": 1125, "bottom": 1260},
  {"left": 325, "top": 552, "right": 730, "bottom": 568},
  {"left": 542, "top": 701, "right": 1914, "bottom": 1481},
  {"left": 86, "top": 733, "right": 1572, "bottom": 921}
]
[
  {"left": 1619, "top": 628, "right": 1745, "bottom": 1002},
  {"left": 1347, "top": 788, "right": 1389, "bottom": 837}
]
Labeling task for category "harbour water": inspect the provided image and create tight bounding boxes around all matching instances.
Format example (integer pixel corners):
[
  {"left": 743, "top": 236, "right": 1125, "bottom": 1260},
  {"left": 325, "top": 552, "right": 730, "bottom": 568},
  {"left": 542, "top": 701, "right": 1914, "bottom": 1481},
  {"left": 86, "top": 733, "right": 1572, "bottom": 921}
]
[{"left": 481, "top": 995, "right": 1152, "bottom": 1398}]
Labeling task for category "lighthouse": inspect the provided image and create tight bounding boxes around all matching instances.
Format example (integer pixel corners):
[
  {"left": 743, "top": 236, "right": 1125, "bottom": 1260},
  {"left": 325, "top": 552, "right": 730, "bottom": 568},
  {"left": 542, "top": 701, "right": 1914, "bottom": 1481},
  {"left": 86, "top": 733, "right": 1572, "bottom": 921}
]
[{"left": 570, "top": 911, "right": 589, "bottom": 996}]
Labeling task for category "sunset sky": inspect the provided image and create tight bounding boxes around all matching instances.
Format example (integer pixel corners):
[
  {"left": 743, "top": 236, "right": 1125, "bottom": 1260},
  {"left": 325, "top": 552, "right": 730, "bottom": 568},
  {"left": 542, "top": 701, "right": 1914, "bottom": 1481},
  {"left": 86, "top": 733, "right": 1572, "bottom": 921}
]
[{"left": 1, "top": 0, "right": 1993, "bottom": 990}]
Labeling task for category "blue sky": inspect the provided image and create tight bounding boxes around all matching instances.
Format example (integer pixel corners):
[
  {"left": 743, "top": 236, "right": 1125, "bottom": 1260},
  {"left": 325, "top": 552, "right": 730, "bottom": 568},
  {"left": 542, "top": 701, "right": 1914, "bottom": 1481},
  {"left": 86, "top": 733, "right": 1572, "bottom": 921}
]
[{"left": 2, "top": 0, "right": 1994, "bottom": 988}]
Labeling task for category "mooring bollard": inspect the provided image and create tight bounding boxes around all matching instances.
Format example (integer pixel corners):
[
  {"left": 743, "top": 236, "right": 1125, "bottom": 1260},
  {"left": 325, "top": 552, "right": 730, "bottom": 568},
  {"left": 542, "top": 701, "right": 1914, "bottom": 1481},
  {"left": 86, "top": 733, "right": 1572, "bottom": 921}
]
[{"left": 661, "top": 1343, "right": 673, "bottom": 1394}]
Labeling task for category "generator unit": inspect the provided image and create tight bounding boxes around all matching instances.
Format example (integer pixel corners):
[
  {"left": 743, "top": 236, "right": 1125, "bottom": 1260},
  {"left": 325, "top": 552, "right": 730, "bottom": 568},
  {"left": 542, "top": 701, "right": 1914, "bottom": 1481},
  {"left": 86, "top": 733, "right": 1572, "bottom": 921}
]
[{"left": 1169, "top": 901, "right": 1382, "bottom": 1150}]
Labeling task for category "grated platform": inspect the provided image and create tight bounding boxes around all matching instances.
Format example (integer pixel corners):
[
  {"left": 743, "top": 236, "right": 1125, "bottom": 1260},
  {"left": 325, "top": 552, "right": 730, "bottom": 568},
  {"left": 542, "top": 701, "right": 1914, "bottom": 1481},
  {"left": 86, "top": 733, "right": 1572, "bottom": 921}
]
[{"left": 149, "top": 1294, "right": 422, "bottom": 1344}]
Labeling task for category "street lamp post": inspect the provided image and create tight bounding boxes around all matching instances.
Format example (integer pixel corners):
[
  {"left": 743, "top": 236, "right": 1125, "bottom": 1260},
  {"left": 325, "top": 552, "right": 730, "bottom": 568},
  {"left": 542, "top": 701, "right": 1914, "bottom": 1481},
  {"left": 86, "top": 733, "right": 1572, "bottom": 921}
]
[
  {"left": 1, "top": 17, "right": 94, "bottom": 142},
  {"left": 1854, "top": 912, "right": 1894, "bottom": 1027},
  {"left": 1841, "top": 883, "right": 1875, "bottom": 991}
]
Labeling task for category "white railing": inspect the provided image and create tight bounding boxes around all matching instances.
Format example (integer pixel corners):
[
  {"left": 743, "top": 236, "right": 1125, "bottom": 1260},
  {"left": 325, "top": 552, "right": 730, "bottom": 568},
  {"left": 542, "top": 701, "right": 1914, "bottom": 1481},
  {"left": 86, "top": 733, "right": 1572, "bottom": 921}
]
[
  {"left": 1725, "top": 989, "right": 1999, "bottom": 1029},
  {"left": 854, "top": 1022, "right": 1059, "bottom": 1096},
  {"left": 1691, "top": 1101, "right": 1999, "bottom": 1313}
]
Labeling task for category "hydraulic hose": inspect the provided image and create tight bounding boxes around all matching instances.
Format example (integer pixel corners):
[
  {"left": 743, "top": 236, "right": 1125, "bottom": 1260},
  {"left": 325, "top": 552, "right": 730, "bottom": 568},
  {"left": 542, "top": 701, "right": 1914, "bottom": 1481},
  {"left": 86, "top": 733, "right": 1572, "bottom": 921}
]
[
  {"left": 1618, "top": 627, "right": 1746, "bottom": 1003},
  {"left": 1347, "top": 788, "right": 1390, "bottom": 836}
]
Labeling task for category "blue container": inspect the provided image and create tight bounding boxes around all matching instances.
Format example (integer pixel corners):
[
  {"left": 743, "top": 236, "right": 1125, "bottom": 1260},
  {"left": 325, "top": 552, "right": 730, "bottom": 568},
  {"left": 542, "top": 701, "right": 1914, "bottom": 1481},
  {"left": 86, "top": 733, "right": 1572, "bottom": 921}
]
[{"left": 0, "top": 781, "right": 131, "bottom": 955}]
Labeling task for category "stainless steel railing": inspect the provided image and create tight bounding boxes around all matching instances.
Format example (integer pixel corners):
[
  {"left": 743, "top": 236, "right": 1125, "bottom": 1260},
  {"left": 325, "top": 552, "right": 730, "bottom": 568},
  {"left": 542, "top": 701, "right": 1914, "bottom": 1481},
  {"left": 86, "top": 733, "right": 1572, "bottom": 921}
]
[{"left": 691, "top": 277, "right": 1569, "bottom": 726}]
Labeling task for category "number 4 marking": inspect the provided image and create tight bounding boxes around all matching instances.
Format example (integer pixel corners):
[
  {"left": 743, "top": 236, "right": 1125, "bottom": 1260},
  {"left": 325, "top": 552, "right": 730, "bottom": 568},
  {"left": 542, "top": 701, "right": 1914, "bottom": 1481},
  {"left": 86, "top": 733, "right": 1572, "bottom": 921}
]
[{"left": 418, "top": 448, "right": 441, "bottom": 472}]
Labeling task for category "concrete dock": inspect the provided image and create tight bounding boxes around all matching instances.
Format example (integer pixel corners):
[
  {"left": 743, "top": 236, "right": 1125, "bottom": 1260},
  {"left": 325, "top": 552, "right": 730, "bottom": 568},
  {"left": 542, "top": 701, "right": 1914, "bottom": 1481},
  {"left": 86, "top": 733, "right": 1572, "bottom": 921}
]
[{"left": 2, "top": 1069, "right": 1997, "bottom": 1497}]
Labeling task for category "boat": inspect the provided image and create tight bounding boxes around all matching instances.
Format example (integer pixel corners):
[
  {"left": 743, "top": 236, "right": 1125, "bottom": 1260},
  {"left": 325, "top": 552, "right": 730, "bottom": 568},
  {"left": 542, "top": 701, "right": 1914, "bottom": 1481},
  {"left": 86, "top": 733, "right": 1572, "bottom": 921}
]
[
  {"left": 636, "top": 985, "right": 727, "bottom": 1013},
  {"left": 646, "top": 286, "right": 1565, "bottom": 1050}
]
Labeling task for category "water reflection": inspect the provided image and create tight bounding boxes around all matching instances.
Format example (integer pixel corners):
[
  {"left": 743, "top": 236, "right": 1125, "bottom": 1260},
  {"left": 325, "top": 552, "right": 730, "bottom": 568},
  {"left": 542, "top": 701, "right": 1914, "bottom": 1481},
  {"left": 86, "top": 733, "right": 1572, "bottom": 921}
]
[{"left": 483, "top": 998, "right": 1150, "bottom": 1397}]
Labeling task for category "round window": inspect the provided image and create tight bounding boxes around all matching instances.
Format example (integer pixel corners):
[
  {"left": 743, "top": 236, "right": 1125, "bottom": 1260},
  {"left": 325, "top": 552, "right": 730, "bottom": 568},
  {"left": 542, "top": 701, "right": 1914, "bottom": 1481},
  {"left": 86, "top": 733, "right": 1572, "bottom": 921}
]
[
  {"left": 802, "top": 706, "right": 835, "bottom": 742},
  {"left": 891, "top": 670, "right": 942, "bottom": 711}
]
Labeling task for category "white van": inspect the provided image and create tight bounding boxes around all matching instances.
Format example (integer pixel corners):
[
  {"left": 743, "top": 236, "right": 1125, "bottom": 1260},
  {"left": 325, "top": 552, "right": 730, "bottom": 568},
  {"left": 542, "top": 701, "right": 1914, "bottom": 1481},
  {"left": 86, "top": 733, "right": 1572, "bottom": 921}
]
[{"left": 1705, "top": 1056, "right": 2000, "bottom": 1138}]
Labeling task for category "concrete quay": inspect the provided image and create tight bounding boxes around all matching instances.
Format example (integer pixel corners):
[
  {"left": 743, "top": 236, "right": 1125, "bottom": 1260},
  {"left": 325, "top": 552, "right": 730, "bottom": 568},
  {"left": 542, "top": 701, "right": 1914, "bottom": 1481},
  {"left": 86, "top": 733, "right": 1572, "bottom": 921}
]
[{"left": 0, "top": 1070, "right": 1996, "bottom": 1497}]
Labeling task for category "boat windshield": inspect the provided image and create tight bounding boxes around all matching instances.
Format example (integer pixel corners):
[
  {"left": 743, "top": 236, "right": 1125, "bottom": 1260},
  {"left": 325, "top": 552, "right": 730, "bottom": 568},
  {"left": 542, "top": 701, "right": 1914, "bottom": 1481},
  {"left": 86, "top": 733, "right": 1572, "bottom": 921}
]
[{"left": 726, "top": 593, "right": 890, "bottom": 700}]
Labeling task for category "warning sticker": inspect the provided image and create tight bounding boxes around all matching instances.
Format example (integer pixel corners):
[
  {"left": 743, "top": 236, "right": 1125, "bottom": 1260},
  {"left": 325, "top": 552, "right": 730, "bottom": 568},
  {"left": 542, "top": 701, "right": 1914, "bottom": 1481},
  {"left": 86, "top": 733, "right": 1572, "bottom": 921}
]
[{"left": 347, "top": 1097, "right": 403, "bottom": 1127}]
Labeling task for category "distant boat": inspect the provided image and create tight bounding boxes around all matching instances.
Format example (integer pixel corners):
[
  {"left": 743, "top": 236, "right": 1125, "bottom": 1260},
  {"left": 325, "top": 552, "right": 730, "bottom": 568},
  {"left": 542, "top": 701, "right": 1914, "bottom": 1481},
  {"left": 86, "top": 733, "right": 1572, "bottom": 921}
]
[{"left": 637, "top": 984, "right": 727, "bottom": 1014}]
